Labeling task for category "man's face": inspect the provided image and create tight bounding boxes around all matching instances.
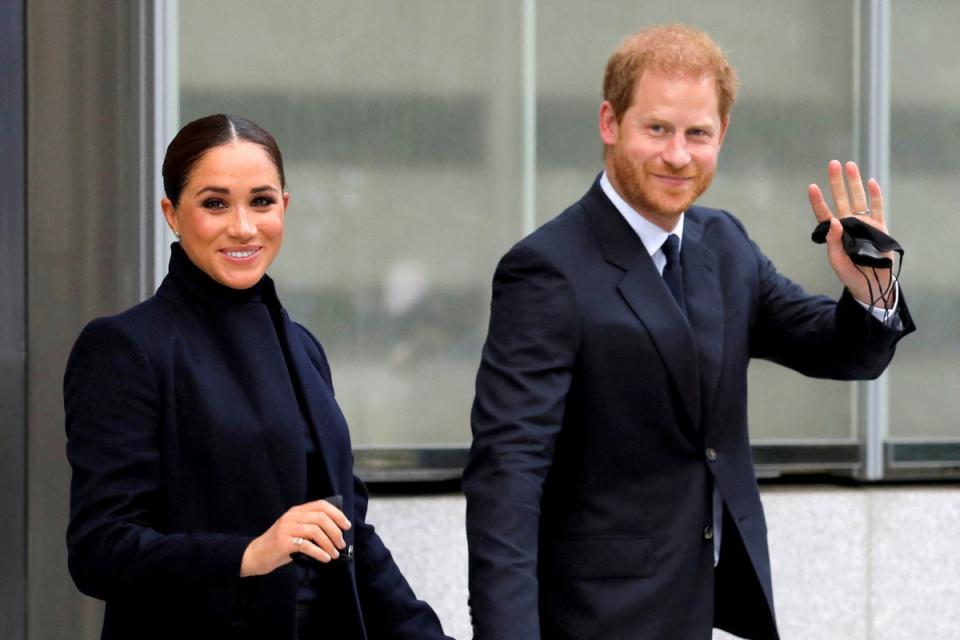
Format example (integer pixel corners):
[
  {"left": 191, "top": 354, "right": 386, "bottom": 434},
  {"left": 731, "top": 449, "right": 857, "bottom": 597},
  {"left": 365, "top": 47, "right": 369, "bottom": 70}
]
[{"left": 599, "top": 68, "right": 728, "bottom": 231}]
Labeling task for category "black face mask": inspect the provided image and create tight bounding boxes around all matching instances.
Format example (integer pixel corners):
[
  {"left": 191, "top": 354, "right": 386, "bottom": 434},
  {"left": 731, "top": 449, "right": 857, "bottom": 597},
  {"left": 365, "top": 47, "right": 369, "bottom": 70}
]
[{"left": 811, "top": 216, "right": 903, "bottom": 269}]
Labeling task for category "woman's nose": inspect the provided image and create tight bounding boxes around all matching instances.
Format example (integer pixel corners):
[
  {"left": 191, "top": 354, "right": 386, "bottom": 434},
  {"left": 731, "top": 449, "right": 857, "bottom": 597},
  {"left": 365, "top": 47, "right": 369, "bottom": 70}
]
[{"left": 228, "top": 208, "right": 256, "bottom": 238}]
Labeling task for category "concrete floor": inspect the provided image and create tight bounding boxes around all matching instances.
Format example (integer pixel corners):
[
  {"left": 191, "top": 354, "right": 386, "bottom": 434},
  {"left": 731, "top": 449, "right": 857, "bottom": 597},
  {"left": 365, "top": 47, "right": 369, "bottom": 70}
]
[{"left": 366, "top": 485, "right": 960, "bottom": 640}]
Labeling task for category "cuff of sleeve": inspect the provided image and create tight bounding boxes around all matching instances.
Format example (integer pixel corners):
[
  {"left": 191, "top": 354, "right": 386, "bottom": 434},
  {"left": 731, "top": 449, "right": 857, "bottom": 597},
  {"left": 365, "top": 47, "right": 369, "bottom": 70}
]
[
  {"left": 206, "top": 534, "right": 257, "bottom": 622},
  {"left": 853, "top": 283, "right": 901, "bottom": 329}
]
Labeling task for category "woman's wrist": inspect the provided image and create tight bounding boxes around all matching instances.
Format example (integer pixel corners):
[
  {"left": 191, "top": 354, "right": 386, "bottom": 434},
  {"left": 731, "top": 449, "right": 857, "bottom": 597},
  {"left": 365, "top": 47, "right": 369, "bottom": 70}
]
[{"left": 239, "top": 537, "right": 262, "bottom": 577}]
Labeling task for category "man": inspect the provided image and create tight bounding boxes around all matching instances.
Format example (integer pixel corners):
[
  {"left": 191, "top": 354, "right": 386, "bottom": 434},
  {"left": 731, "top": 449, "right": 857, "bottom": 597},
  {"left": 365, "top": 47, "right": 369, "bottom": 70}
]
[{"left": 463, "top": 24, "right": 914, "bottom": 640}]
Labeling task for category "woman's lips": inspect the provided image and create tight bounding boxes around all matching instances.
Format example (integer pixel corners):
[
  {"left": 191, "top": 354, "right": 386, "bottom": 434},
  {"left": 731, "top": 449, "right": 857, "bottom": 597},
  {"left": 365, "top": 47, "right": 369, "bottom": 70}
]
[{"left": 219, "top": 247, "right": 262, "bottom": 262}]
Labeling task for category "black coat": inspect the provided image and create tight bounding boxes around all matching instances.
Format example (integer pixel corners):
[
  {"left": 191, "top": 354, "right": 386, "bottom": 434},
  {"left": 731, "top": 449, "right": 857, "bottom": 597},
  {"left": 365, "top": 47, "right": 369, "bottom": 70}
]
[
  {"left": 65, "top": 244, "right": 450, "bottom": 640},
  {"left": 463, "top": 178, "right": 915, "bottom": 639}
]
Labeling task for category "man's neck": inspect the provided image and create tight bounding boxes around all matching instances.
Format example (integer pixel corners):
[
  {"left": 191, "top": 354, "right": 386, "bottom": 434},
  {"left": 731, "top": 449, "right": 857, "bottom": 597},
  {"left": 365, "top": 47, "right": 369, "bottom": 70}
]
[
  {"left": 599, "top": 171, "right": 684, "bottom": 259},
  {"left": 602, "top": 166, "right": 682, "bottom": 233}
]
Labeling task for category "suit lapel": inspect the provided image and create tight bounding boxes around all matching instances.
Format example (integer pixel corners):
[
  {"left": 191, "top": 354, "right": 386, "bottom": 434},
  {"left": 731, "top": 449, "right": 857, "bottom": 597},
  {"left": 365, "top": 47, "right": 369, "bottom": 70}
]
[
  {"left": 618, "top": 269, "right": 702, "bottom": 429},
  {"left": 277, "top": 311, "right": 343, "bottom": 497},
  {"left": 681, "top": 215, "right": 724, "bottom": 423},
  {"left": 583, "top": 180, "right": 702, "bottom": 430}
]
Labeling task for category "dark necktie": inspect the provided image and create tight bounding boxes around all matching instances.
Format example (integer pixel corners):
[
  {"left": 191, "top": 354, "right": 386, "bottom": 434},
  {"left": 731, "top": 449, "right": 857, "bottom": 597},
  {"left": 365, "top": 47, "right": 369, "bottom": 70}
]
[{"left": 661, "top": 234, "right": 687, "bottom": 316}]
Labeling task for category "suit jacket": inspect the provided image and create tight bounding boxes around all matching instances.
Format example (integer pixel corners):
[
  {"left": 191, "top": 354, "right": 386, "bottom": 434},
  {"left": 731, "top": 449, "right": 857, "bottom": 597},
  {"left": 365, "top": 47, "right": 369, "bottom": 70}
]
[
  {"left": 463, "top": 178, "right": 914, "bottom": 640},
  {"left": 64, "top": 244, "right": 449, "bottom": 640}
]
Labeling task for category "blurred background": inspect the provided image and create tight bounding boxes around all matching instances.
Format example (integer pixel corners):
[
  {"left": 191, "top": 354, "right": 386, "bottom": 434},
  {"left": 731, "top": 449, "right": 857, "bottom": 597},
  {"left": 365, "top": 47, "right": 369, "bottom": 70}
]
[
  {"left": 2, "top": 0, "right": 958, "bottom": 638},
  {"left": 172, "top": 0, "right": 958, "bottom": 456}
]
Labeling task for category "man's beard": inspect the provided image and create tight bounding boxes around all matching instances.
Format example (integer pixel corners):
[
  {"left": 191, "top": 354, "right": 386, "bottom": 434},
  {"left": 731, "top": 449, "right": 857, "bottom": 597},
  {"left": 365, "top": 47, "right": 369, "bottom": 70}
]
[{"left": 609, "top": 145, "right": 715, "bottom": 220}]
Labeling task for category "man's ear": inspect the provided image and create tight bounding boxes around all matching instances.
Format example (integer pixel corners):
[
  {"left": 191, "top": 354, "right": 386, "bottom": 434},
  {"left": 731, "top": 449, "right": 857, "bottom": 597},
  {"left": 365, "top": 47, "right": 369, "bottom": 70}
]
[
  {"left": 598, "top": 100, "right": 619, "bottom": 145},
  {"left": 717, "top": 114, "right": 730, "bottom": 147}
]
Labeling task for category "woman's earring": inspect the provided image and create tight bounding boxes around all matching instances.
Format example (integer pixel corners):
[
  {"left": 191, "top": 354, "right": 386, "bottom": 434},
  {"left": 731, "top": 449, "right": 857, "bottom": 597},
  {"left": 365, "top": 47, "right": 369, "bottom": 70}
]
[{"left": 173, "top": 230, "right": 181, "bottom": 240}]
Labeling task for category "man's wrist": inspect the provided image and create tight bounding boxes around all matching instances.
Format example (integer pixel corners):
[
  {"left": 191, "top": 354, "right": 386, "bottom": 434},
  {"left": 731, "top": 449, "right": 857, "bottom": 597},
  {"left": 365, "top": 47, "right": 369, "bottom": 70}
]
[{"left": 851, "top": 283, "right": 899, "bottom": 321}]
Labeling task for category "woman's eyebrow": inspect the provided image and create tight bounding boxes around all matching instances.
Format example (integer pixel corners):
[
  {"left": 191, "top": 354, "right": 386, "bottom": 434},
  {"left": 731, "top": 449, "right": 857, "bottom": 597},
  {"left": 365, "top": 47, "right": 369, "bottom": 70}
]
[{"left": 194, "top": 185, "right": 230, "bottom": 196}]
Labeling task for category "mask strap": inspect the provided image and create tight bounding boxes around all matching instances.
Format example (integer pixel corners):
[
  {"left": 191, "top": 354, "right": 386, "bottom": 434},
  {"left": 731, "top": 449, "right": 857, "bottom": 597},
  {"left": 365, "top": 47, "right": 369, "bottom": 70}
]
[
  {"left": 858, "top": 252, "right": 902, "bottom": 323},
  {"left": 855, "top": 264, "right": 876, "bottom": 314}
]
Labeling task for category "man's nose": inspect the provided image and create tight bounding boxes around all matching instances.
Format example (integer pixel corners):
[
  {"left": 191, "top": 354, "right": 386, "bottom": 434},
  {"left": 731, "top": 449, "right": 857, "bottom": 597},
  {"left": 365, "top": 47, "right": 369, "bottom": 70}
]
[{"left": 662, "top": 135, "right": 691, "bottom": 168}]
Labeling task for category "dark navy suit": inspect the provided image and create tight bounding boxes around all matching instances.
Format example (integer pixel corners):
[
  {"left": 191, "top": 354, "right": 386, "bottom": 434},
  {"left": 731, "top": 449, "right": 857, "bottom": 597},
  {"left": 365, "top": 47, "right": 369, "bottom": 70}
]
[
  {"left": 464, "top": 178, "right": 914, "bottom": 639},
  {"left": 65, "top": 245, "right": 449, "bottom": 639}
]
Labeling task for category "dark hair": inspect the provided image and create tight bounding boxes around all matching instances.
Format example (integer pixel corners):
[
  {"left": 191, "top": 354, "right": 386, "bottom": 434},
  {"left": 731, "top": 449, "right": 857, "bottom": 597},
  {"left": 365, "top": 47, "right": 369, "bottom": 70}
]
[{"left": 161, "top": 114, "right": 286, "bottom": 206}]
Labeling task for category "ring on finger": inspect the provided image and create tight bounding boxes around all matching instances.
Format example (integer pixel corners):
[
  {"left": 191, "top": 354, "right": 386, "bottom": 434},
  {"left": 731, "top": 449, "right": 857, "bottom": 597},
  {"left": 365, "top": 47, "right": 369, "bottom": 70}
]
[
  {"left": 292, "top": 536, "right": 304, "bottom": 547},
  {"left": 852, "top": 209, "right": 871, "bottom": 216}
]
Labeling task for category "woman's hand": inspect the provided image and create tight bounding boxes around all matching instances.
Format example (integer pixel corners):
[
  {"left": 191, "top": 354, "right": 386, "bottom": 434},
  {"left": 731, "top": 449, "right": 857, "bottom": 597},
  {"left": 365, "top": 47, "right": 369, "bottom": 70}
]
[{"left": 240, "top": 498, "right": 352, "bottom": 577}]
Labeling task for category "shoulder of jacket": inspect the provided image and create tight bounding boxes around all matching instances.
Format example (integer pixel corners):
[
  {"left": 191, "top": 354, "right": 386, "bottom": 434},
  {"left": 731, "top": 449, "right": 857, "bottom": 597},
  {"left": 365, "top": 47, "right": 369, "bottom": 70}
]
[
  {"left": 75, "top": 295, "right": 177, "bottom": 361},
  {"left": 506, "top": 202, "right": 592, "bottom": 266},
  {"left": 687, "top": 204, "right": 748, "bottom": 235}
]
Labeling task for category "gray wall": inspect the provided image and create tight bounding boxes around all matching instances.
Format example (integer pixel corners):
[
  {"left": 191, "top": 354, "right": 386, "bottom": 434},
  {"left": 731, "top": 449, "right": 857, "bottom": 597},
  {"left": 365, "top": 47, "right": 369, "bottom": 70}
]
[
  {"left": 25, "top": 2, "right": 162, "bottom": 638},
  {"left": 0, "top": 1, "right": 27, "bottom": 638},
  {"left": 368, "top": 487, "right": 960, "bottom": 640}
]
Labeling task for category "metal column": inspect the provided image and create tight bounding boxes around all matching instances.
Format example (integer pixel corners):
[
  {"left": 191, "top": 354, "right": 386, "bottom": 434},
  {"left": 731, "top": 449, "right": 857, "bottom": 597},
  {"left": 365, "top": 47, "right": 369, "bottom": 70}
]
[{"left": 856, "top": 0, "right": 891, "bottom": 481}]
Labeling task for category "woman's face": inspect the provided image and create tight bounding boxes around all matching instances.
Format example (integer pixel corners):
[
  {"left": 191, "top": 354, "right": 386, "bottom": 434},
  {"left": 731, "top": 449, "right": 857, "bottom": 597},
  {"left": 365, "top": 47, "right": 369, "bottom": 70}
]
[{"left": 162, "top": 141, "right": 288, "bottom": 290}]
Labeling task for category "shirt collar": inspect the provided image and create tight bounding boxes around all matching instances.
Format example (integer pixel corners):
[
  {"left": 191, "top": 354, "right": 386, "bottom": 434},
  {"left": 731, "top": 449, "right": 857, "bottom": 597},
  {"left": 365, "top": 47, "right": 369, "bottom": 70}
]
[{"left": 599, "top": 170, "right": 684, "bottom": 257}]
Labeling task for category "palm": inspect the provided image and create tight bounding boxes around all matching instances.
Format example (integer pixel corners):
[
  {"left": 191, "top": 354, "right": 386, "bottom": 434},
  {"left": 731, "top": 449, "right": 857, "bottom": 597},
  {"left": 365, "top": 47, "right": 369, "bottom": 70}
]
[{"left": 807, "top": 160, "right": 895, "bottom": 308}]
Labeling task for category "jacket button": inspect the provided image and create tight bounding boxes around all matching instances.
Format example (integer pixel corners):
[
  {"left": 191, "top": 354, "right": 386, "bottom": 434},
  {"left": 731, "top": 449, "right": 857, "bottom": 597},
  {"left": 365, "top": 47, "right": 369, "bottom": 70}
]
[
  {"left": 705, "top": 447, "right": 718, "bottom": 462},
  {"left": 704, "top": 525, "right": 714, "bottom": 540}
]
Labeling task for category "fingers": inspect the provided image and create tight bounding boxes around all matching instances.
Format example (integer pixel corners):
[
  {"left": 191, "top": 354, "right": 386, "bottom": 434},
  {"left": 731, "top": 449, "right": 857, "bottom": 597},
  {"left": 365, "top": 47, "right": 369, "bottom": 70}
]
[
  {"left": 286, "top": 499, "right": 351, "bottom": 562},
  {"left": 807, "top": 183, "right": 832, "bottom": 223},
  {"left": 844, "top": 161, "right": 869, "bottom": 216},
  {"left": 810, "top": 160, "right": 885, "bottom": 226},
  {"left": 825, "top": 217, "right": 845, "bottom": 255},
  {"left": 291, "top": 523, "right": 337, "bottom": 562},
  {"left": 828, "top": 159, "right": 869, "bottom": 218},
  {"left": 302, "top": 498, "right": 352, "bottom": 531},
  {"left": 295, "top": 539, "right": 333, "bottom": 563},
  {"left": 827, "top": 159, "right": 850, "bottom": 217},
  {"left": 867, "top": 178, "right": 886, "bottom": 226},
  {"left": 295, "top": 513, "right": 347, "bottom": 556}
]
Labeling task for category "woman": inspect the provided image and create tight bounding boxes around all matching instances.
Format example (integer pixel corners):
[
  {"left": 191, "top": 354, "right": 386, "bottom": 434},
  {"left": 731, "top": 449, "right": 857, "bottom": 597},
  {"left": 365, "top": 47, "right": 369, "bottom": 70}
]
[{"left": 64, "top": 114, "right": 451, "bottom": 639}]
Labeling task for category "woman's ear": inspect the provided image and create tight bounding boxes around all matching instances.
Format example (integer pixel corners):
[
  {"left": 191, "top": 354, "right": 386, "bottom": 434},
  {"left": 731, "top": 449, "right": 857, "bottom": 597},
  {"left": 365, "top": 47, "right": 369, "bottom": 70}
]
[{"left": 160, "top": 198, "right": 179, "bottom": 236}]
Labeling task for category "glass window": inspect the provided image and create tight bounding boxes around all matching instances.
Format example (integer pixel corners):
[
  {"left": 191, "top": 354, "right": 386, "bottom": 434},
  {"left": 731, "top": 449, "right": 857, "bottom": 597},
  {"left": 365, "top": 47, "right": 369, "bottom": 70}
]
[
  {"left": 179, "top": 1, "right": 524, "bottom": 447},
  {"left": 888, "top": 1, "right": 960, "bottom": 440}
]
